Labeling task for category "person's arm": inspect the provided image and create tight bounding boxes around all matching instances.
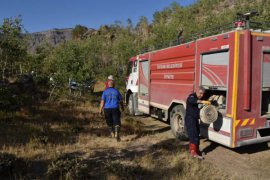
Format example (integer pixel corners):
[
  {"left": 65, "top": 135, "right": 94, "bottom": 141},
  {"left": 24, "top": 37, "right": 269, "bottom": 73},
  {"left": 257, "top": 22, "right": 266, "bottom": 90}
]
[
  {"left": 197, "top": 100, "right": 202, "bottom": 104},
  {"left": 197, "top": 100, "right": 211, "bottom": 105},
  {"left": 99, "top": 100, "right": 104, "bottom": 114},
  {"left": 187, "top": 95, "right": 198, "bottom": 105},
  {"left": 100, "top": 91, "right": 105, "bottom": 114}
]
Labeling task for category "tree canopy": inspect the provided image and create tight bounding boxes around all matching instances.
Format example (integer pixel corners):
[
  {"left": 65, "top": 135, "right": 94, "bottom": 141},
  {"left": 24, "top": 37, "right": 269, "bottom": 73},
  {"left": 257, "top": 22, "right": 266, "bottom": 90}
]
[
  {"left": 0, "top": 16, "right": 27, "bottom": 79},
  {"left": 1, "top": 0, "right": 270, "bottom": 89}
]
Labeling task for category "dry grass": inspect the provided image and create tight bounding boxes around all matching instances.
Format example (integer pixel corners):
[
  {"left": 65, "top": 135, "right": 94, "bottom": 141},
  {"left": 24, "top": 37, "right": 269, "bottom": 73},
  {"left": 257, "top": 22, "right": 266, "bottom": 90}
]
[
  {"left": 0, "top": 99, "right": 234, "bottom": 179},
  {"left": 96, "top": 143, "right": 232, "bottom": 180}
]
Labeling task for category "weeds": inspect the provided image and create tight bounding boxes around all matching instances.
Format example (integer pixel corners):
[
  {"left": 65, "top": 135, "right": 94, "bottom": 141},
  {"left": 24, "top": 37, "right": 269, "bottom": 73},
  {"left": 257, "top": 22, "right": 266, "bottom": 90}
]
[
  {"left": 0, "top": 99, "right": 247, "bottom": 179},
  {"left": 122, "top": 117, "right": 143, "bottom": 135},
  {"left": 28, "top": 136, "right": 49, "bottom": 149},
  {"left": 47, "top": 154, "right": 90, "bottom": 179},
  {"left": 105, "top": 160, "right": 148, "bottom": 179}
]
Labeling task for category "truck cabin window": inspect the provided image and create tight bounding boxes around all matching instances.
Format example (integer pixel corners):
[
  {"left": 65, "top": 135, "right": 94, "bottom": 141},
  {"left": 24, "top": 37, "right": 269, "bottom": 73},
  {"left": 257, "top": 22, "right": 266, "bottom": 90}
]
[{"left": 127, "top": 61, "right": 133, "bottom": 75}]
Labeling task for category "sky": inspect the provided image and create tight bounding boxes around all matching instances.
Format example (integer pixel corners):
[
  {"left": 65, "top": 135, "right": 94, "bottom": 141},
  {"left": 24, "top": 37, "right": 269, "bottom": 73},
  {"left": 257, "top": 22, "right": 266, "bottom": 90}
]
[{"left": 0, "top": 0, "right": 197, "bottom": 33}]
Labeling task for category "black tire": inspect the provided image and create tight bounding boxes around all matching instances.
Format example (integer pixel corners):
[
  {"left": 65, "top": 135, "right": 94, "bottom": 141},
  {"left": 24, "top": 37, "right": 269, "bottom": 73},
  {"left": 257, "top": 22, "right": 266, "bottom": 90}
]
[
  {"left": 128, "top": 93, "right": 135, "bottom": 116},
  {"left": 170, "top": 105, "right": 188, "bottom": 140}
]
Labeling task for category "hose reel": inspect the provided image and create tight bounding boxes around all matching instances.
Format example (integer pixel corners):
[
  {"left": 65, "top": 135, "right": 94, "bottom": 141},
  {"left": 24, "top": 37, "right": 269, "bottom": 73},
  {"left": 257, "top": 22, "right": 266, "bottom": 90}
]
[{"left": 200, "top": 105, "right": 218, "bottom": 124}]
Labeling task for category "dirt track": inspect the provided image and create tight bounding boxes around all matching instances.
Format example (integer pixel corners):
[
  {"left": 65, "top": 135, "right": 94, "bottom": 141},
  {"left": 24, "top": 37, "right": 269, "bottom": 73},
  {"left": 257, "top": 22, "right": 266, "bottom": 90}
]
[{"left": 128, "top": 116, "right": 270, "bottom": 180}]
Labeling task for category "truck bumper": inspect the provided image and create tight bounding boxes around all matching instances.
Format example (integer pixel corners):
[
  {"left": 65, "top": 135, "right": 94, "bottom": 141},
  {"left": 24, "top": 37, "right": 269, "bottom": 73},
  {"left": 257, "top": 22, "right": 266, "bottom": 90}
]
[{"left": 237, "top": 136, "right": 270, "bottom": 147}]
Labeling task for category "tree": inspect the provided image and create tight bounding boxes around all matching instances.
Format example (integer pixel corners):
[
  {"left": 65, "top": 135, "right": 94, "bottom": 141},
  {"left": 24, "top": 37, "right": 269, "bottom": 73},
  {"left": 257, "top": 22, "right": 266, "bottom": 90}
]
[
  {"left": 0, "top": 16, "right": 27, "bottom": 79},
  {"left": 136, "top": 16, "right": 151, "bottom": 43},
  {"left": 72, "top": 25, "right": 88, "bottom": 40}
]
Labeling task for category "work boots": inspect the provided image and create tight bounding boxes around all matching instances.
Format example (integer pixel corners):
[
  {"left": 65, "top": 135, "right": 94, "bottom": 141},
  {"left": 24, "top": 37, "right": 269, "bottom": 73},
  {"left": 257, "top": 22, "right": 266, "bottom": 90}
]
[
  {"left": 108, "top": 126, "right": 115, "bottom": 138},
  {"left": 110, "top": 131, "right": 115, "bottom": 138},
  {"left": 115, "top": 125, "right": 121, "bottom": 142},
  {"left": 196, "top": 146, "right": 204, "bottom": 157},
  {"left": 189, "top": 143, "right": 204, "bottom": 160}
]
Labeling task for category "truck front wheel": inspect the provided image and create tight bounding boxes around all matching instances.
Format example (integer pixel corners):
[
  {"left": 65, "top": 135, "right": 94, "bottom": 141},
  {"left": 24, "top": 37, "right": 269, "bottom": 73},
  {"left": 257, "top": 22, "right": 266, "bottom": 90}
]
[
  {"left": 128, "top": 93, "right": 135, "bottom": 115},
  {"left": 170, "top": 105, "right": 188, "bottom": 140}
]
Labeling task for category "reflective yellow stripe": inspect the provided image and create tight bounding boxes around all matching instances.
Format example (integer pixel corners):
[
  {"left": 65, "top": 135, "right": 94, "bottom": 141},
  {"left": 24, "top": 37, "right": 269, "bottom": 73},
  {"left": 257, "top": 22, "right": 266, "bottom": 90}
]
[
  {"left": 251, "top": 32, "right": 270, "bottom": 37},
  {"left": 235, "top": 120, "right": 241, "bottom": 127},
  {"left": 232, "top": 31, "right": 240, "bottom": 148},
  {"left": 232, "top": 31, "right": 240, "bottom": 119},
  {"left": 241, "top": 119, "right": 250, "bottom": 126},
  {"left": 250, "top": 118, "right": 255, "bottom": 125}
]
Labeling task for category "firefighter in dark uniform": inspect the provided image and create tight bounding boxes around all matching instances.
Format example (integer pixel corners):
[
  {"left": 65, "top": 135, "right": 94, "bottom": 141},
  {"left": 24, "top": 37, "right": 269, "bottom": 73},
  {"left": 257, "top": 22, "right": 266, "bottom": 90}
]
[{"left": 185, "top": 86, "right": 210, "bottom": 159}]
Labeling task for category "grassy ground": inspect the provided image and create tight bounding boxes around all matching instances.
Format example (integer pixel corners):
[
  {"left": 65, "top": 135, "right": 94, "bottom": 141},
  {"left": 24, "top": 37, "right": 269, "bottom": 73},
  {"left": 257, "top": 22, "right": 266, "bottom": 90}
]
[
  {"left": 0, "top": 98, "right": 235, "bottom": 179},
  {"left": 1, "top": 80, "right": 269, "bottom": 179}
]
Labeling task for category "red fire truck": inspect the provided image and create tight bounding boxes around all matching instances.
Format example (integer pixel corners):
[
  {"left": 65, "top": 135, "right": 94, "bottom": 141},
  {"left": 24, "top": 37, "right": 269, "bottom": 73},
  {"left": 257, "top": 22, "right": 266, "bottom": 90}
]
[{"left": 125, "top": 13, "right": 270, "bottom": 148}]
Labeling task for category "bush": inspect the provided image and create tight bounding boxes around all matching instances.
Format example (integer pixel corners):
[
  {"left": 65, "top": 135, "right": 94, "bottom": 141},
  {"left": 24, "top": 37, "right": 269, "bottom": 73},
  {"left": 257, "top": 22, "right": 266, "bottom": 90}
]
[
  {"left": 105, "top": 161, "right": 147, "bottom": 179},
  {"left": 0, "top": 86, "right": 18, "bottom": 111},
  {"left": 0, "top": 153, "right": 27, "bottom": 179},
  {"left": 47, "top": 154, "right": 90, "bottom": 179}
]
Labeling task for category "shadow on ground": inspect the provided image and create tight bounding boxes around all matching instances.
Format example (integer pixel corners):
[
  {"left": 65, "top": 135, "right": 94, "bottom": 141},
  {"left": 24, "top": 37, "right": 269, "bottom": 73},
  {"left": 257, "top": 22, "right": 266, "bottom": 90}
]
[
  {"left": 0, "top": 101, "right": 105, "bottom": 147},
  {"left": 202, "top": 139, "right": 270, "bottom": 155}
]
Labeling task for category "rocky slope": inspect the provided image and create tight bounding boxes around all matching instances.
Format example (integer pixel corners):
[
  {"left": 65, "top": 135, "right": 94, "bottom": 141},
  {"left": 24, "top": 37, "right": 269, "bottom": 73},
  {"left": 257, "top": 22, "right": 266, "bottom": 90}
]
[
  {"left": 27, "top": 27, "right": 98, "bottom": 53},
  {"left": 27, "top": 28, "right": 73, "bottom": 53}
]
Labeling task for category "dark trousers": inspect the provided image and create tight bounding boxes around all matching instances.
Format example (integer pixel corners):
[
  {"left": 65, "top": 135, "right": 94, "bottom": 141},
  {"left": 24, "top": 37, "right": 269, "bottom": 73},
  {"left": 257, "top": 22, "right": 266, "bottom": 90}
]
[
  {"left": 185, "top": 115, "right": 200, "bottom": 145},
  {"left": 104, "top": 108, "right": 121, "bottom": 128}
]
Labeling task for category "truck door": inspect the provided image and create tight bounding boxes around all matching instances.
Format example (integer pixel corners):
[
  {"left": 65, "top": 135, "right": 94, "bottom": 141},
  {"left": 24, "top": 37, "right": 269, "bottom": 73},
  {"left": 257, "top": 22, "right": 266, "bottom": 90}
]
[
  {"left": 138, "top": 60, "right": 150, "bottom": 114},
  {"left": 201, "top": 50, "right": 229, "bottom": 89},
  {"left": 200, "top": 50, "right": 229, "bottom": 114},
  {"left": 261, "top": 51, "right": 270, "bottom": 116}
]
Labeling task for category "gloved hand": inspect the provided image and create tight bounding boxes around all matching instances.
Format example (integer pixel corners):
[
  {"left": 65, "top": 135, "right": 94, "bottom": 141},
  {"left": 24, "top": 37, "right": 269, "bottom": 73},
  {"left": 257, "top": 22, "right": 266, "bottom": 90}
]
[{"left": 201, "top": 100, "right": 211, "bottom": 105}]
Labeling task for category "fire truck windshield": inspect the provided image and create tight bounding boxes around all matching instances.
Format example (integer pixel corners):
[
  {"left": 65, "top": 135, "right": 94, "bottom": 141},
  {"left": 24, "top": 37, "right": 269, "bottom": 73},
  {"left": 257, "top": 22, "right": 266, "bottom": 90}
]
[{"left": 127, "top": 61, "right": 133, "bottom": 76}]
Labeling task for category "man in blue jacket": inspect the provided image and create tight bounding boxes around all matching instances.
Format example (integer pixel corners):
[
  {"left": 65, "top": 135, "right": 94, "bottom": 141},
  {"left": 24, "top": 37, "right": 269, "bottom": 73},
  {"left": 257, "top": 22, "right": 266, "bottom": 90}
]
[
  {"left": 185, "top": 86, "right": 210, "bottom": 159},
  {"left": 99, "top": 80, "right": 124, "bottom": 142}
]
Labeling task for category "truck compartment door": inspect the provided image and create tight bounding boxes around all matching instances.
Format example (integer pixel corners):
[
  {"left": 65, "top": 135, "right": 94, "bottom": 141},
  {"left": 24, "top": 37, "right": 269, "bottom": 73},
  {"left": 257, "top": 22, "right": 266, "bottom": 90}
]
[
  {"left": 138, "top": 60, "right": 150, "bottom": 114},
  {"left": 261, "top": 52, "right": 270, "bottom": 116},
  {"left": 201, "top": 50, "right": 229, "bottom": 89}
]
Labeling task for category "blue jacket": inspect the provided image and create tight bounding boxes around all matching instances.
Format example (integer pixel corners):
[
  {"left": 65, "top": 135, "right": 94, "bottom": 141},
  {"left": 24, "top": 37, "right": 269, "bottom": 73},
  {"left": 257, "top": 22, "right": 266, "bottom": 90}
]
[{"left": 101, "top": 87, "right": 122, "bottom": 108}]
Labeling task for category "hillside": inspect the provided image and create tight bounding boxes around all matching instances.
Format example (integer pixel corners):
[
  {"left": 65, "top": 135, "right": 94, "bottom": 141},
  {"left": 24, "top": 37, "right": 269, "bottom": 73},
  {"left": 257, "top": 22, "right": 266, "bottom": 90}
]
[
  {"left": 26, "top": 27, "right": 97, "bottom": 53},
  {"left": 25, "top": 0, "right": 270, "bottom": 55},
  {"left": 27, "top": 28, "right": 73, "bottom": 53}
]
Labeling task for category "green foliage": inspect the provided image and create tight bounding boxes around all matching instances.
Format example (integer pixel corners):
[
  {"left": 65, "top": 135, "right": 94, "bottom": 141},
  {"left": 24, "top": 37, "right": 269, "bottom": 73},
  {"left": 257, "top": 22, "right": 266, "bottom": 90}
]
[
  {"left": 2, "top": 0, "right": 270, "bottom": 97},
  {"left": 72, "top": 24, "right": 88, "bottom": 40},
  {"left": 44, "top": 40, "right": 99, "bottom": 86},
  {"left": 0, "top": 16, "right": 28, "bottom": 79},
  {"left": 27, "top": 43, "right": 53, "bottom": 76},
  {"left": 0, "top": 78, "right": 36, "bottom": 111}
]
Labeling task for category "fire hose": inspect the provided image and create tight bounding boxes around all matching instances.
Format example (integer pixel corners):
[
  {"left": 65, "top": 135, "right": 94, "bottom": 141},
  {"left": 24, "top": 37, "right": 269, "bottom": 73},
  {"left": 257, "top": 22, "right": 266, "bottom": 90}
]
[{"left": 200, "top": 105, "right": 218, "bottom": 124}]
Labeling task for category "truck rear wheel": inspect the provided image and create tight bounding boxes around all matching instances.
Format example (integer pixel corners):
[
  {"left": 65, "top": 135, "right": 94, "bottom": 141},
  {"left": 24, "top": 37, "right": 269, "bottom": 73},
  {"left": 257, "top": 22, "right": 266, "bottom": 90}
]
[{"left": 170, "top": 105, "right": 188, "bottom": 140}]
